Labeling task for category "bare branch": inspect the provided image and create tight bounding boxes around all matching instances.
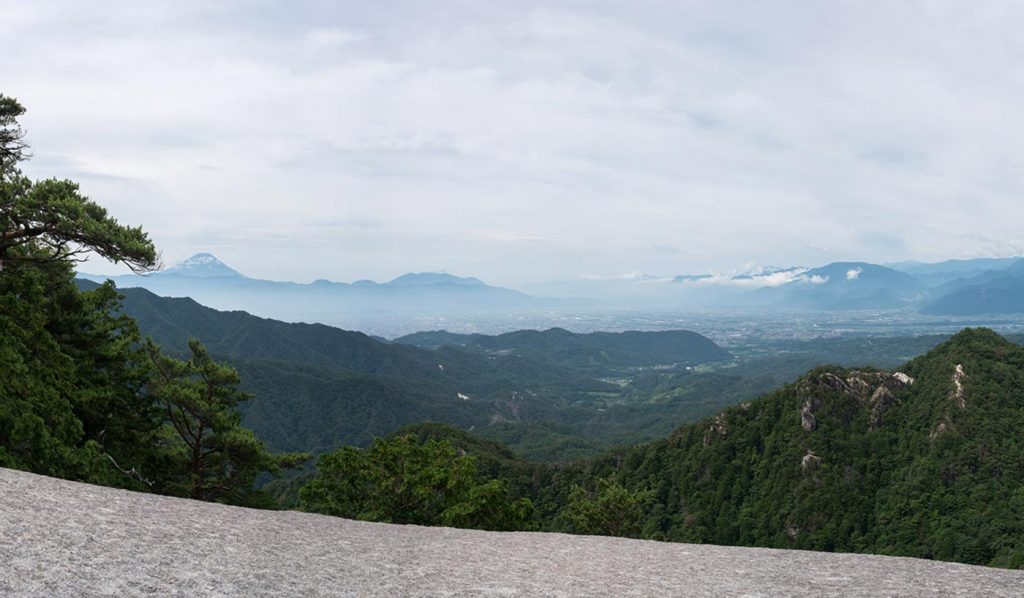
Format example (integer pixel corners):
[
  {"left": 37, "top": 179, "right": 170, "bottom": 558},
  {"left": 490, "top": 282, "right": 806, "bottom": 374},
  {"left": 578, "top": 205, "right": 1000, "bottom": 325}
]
[{"left": 105, "top": 453, "right": 155, "bottom": 487}]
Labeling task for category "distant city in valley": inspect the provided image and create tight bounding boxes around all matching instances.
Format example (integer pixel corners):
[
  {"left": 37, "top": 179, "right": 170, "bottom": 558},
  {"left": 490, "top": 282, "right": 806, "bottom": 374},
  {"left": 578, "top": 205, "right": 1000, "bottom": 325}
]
[{"left": 80, "top": 252, "right": 1024, "bottom": 339}]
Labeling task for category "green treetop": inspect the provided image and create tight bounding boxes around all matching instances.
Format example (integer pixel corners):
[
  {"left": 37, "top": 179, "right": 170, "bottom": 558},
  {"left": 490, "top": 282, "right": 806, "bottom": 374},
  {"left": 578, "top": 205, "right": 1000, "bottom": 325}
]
[
  {"left": 145, "top": 339, "right": 308, "bottom": 506},
  {"left": 300, "top": 434, "right": 535, "bottom": 531},
  {"left": 0, "top": 94, "right": 159, "bottom": 274}
]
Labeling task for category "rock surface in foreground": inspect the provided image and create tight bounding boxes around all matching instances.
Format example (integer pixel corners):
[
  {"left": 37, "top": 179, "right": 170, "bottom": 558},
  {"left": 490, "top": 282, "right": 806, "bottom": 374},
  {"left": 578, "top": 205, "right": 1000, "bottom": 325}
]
[{"left": 1, "top": 468, "right": 1023, "bottom": 597}]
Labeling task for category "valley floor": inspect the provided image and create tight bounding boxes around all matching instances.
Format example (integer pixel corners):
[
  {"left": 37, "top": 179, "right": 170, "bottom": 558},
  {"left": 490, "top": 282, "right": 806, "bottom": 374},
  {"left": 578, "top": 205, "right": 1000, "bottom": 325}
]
[{"left": 2, "top": 468, "right": 1022, "bottom": 597}]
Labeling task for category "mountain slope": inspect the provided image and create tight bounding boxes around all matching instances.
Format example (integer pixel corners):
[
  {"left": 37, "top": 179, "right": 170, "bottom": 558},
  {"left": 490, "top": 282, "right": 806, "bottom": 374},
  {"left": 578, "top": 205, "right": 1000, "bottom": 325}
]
[
  {"left": 387, "top": 272, "right": 486, "bottom": 286},
  {"left": 114, "top": 287, "right": 615, "bottom": 454},
  {"left": 922, "top": 273, "right": 1024, "bottom": 315},
  {"left": 112, "top": 287, "right": 743, "bottom": 457},
  {"left": 756, "top": 262, "right": 924, "bottom": 310},
  {"left": 337, "top": 330, "right": 1024, "bottom": 569},
  {"left": 393, "top": 327, "right": 731, "bottom": 373},
  {"left": 4, "top": 467, "right": 1023, "bottom": 597},
  {"left": 889, "top": 257, "right": 1021, "bottom": 288},
  {"left": 578, "top": 328, "right": 1024, "bottom": 567}
]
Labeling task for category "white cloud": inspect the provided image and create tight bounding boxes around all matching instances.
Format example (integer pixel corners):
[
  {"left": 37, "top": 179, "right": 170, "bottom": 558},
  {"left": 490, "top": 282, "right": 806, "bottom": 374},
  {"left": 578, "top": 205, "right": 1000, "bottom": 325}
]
[
  {"left": 685, "top": 268, "right": 809, "bottom": 288},
  {"left": 755, "top": 269, "right": 810, "bottom": 287},
  {"left": 581, "top": 272, "right": 658, "bottom": 282},
  {"left": 846, "top": 267, "right": 863, "bottom": 280}
]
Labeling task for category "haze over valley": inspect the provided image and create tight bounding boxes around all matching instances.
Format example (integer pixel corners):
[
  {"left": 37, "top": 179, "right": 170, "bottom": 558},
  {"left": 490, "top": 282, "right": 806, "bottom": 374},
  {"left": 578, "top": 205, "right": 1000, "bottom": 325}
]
[{"left": 80, "top": 252, "right": 1024, "bottom": 339}]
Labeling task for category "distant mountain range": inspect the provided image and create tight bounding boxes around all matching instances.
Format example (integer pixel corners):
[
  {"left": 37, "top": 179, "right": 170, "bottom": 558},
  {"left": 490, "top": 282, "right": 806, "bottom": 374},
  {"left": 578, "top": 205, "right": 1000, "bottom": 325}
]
[
  {"left": 529, "top": 257, "right": 1024, "bottom": 314},
  {"left": 887, "top": 257, "right": 1023, "bottom": 287},
  {"left": 79, "top": 254, "right": 549, "bottom": 327},
  {"left": 753, "top": 262, "right": 925, "bottom": 310},
  {"left": 918, "top": 259, "right": 1024, "bottom": 316},
  {"left": 81, "top": 253, "right": 1024, "bottom": 319}
]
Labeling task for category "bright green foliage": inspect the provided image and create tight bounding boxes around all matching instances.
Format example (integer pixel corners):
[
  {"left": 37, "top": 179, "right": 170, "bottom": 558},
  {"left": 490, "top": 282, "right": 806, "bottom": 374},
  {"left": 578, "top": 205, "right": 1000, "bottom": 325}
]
[
  {"left": 300, "top": 434, "right": 535, "bottom": 530},
  {"left": 563, "top": 477, "right": 654, "bottom": 537},
  {"left": 871, "top": 328, "right": 1024, "bottom": 567},
  {"left": 145, "top": 339, "right": 308, "bottom": 506}
]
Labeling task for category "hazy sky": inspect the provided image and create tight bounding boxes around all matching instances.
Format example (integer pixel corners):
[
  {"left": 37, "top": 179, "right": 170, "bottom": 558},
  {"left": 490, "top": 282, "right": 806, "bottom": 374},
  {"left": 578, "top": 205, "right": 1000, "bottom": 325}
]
[{"left": 4, "top": 1, "right": 1024, "bottom": 285}]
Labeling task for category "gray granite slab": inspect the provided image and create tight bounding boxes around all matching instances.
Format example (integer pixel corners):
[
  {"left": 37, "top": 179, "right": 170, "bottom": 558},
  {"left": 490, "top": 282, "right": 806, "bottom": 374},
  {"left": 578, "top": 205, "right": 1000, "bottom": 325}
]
[{"left": 2, "top": 468, "right": 1022, "bottom": 597}]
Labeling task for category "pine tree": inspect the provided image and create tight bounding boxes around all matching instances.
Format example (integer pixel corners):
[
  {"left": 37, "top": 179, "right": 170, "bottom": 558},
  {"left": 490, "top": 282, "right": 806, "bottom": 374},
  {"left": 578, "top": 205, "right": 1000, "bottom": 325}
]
[{"left": 145, "top": 339, "right": 307, "bottom": 505}]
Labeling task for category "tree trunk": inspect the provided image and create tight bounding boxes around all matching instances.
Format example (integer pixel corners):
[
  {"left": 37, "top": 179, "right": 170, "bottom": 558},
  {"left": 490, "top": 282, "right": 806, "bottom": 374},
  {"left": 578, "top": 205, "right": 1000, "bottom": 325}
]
[{"left": 191, "top": 423, "right": 204, "bottom": 499}]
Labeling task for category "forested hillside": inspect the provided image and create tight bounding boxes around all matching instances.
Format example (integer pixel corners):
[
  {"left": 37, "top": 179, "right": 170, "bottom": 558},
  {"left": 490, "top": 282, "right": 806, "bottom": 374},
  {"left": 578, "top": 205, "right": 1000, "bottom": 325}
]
[
  {"left": 108, "top": 286, "right": 742, "bottom": 458},
  {"left": 393, "top": 327, "right": 731, "bottom": 372},
  {"left": 386, "top": 329, "right": 1024, "bottom": 568},
  {"left": 111, "top": 283, "right": 984, "bottom": 463}
]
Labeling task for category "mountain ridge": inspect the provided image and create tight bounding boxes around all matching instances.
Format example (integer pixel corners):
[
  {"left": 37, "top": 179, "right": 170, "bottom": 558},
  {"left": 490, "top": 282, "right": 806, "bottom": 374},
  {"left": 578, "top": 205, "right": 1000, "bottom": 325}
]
[
  {"left": 81, "top": 254, "right": 1024, "bottom": 317},
  {"left": 79, "top": 253, "right": 548, "bottom": 326},
  {"left": 111, "top": 286, "right": 732, "bottom": 457},
  {"left": 393, "top": 327, "right": 732, "bottom": 372}
]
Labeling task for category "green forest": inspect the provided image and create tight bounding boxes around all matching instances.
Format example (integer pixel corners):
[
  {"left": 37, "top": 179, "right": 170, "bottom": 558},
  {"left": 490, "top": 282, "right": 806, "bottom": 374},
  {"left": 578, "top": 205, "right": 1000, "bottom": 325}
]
[
  {"left": 3, "top": 94, "right": 1023, "bottom": 570},
  {"left": 300, "top": 329, "right": 1024, "bottom": 568}
]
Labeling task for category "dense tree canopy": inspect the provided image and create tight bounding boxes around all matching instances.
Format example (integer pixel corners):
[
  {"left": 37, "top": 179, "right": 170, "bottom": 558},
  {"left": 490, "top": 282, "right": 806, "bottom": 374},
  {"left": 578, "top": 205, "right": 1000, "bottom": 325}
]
[
  {"left": 300, "top": 434, "right": 535, "bottom": 531},
  {"left": 0, "top": 255, "right": 159, "bottom": 486},
  {"left": 562, "top": 478, "right": 654, "bottom": 537},
  {"left": 145, "top": 339, "right": 307, "bottom": 505},
  {"left": 356, "top": 330, "right": 1024, "bottom": 570}
]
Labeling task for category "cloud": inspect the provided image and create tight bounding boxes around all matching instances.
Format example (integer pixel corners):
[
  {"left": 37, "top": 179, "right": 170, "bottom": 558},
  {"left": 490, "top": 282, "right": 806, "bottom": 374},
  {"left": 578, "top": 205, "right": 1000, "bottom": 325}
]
[
  {"left": 675, "top": 267, "right": 809, "bottom": 288},
  {"left": 581, "top": 272, "right": 661, "bottom": 282},
  {"left": 304, "top": 28, "right": 368, "bottom": 49},
  {"left": 846, "top": 267, "right": 863, "bottom": 280},
  {"left": 4, "top": 1, "right": 1024, "bottom": 284},
  {"left": 756, "top": 270, "right": 811, "bottom": 287}
]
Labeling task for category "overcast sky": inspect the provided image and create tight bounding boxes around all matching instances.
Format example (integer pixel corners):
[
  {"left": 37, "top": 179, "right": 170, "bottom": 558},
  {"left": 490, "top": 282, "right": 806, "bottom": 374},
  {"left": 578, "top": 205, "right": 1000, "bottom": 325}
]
[{"left": 4, "top": 1, "right": 1024, "bottom": 285}]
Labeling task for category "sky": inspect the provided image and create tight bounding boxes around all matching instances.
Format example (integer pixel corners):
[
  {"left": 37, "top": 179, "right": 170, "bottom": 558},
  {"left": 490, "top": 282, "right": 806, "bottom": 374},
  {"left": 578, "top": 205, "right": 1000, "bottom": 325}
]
[{"left": 3, "top": 1, "right": 1024, "bottom": 286}]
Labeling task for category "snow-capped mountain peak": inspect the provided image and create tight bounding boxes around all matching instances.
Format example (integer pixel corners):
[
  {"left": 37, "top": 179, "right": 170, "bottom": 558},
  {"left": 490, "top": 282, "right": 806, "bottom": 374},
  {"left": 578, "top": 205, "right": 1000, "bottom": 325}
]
[{"left": 165, "top": 253, "right": 243, "bottom": 278}]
